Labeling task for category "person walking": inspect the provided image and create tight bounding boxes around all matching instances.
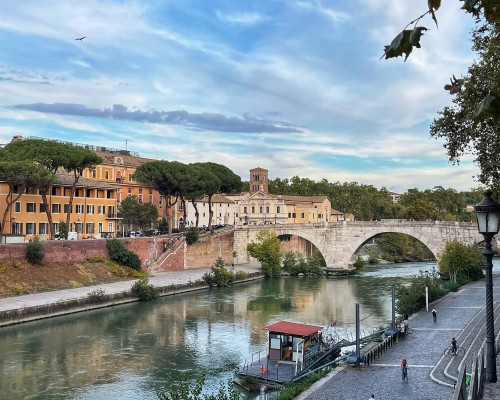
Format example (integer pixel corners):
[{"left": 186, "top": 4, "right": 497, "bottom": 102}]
[
  {"left": 368, "top": 395, "right": 375, "bottom": 399},
  {"left": 401, "top": 357, "right": 408, "bottom": 381},
  {"left": 451, "top": 337, "right": 457, "bottom": 356},
  {"left": 432, "top": 308, "right": 437, "bottom": 322}
]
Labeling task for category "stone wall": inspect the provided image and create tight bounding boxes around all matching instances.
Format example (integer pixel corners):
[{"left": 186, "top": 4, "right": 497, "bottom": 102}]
[
  {"left": 0, "top": 237, "right": 166, "bottom": 269},
  {"left": 185, "top": 231, "right": 234, "bottom": 268}
]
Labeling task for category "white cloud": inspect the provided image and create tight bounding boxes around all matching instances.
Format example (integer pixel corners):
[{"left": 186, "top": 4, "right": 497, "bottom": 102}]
[{"left": 215, "top": 11, "right": 264, "bottom": 25}]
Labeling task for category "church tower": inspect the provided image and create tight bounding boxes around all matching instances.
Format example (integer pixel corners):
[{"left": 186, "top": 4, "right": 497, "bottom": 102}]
[{"left": 249, "top": 167, "right": 268, "bottom": 194}]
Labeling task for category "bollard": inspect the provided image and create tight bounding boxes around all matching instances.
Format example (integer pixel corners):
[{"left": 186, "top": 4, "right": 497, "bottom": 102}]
[{"left": 260, "top": 385, "right": 267, "bottom": 400}]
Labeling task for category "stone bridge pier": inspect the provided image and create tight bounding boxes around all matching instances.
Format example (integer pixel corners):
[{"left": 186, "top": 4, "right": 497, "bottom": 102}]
[{"left": 233, "top": 221, "right": 483, "bottom": 270}]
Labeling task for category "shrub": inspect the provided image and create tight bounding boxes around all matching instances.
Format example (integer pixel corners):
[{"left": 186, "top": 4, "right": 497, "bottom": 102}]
[
  {"left": 87, "top": 288, "right": 107, "bottom": 303},
  {"left": 185, "top": 227, "right": 199, "bottom": 245},
  {"left": 234, "top": 270, "right": 249, "bottom": 280},
  {"left": 353, "top": 256, "right": 365, "bottom": 271},
  {"left": 26, "top": 236, "right": 44, "bottom": 265},
  {"left": 131, "top": 278, "right": 160, "bottom": 301},
  {"left": 59, "top": 221, "right": 69, "bottom": 240},
  {"left": 106, "top": 239, "right": 142, "bottom": 270},
  {"left": 203, "top": 257, "right": 234, "bottom": 287}
]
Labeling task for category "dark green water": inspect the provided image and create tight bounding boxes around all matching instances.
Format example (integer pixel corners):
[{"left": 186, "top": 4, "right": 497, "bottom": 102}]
[{"left": 1, "top": 261, "right": 495, "bottom": 399}]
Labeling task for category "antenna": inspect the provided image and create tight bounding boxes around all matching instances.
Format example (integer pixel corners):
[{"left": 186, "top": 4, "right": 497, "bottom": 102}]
[{"left": 125, "top": 140, "right": 128, "bottom": 151}]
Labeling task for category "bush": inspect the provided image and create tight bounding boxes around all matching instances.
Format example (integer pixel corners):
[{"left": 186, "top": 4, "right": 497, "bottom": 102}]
[
  {"left": 353, "top": 256, "right": 365, "bottom": 270},
  {"left": 106, "top": 239, "right": 142, "bottom": 270},
  {"left": 185, "top": 227, "right": 199, "bottom": 245},
  {"left": 203, "top": 257, "right": 234, "bottom": 287},
  {"left": 234, "top": 270, "right": 249, "bottom": 280},
  {"left": 59, "top": 221, "right": 69, "bottom": 240},
  {"left": 131, "top": 278, "right": 160, "bottom": 301},
  {"left": 26, "top": 237, "right": 44, "bottom": 265},
  {"left": 87, "top": 288, "right": 107, "bottom": 303}
]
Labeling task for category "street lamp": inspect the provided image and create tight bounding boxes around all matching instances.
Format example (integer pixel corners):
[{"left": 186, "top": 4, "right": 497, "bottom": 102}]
[{"left": 474, "top": 190, "right": 500, "bottom": 383}]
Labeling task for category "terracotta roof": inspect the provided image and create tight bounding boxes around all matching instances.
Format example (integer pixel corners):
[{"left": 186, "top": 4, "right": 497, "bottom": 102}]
[
  {"left": 198, "top": 193, "right": 234, "bottom": 204},
  {"left": 331, "top": 208, "right": 343, "bottom": 215},
  {"left": 94, "top": 151, "right": 155, "bottom": 168},
  {"left": 55, "top": 174, "right": 118, "bottom": 190},
  {"left": 264, "top": 321, "right": 323, "bottom": 336},
  {"left": 281, "top": 195, "right": 329, "bottom": 204}
]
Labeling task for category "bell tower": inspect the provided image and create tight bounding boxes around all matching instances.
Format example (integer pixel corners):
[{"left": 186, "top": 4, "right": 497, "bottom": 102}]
[{"left": 249, "top": 167, "right": 268, "bottom": 194}]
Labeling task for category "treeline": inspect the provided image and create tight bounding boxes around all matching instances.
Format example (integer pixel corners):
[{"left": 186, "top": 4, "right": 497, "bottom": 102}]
[{"left": 244, "top": 177, "right": 484, "bottom": 222}]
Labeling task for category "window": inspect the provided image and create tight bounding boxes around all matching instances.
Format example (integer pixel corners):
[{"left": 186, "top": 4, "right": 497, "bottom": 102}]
[
  {"left": 76, "top": 204, "right": 84, "bottom": 214},
  {"left": 159, "top": 195, "right": 163, "bottom": 207},
  {"left": 128, "top": 174, "right": 132, "bottom": 181},
  {"left": 53, "top": 222, "right": 59, "bottom": 234},
  {"left": 86, "top": 189, "right": 92, "bottom": 197},
  {"left": 107, "top": 206, "right": 115, "bottom": 218},
  {"left": 75, "top": 223, "right": 83, "bottom": 233},
  {"left": 14, "top": 202, "right": 21, "bottom": 213},
  {"left": 87, "top": 205, "right": 94, "bottom": 214},
  {"left": 98, "top": 223, "right": 103, "bottom": 233},
  {"left": 64, "top": 204, "right": 72, "bottom": 214},
  {"left": 149, "top": 194, "right": 153, "bottom": 204},
  {"left": 138, "top": 194, "right": 143, "bottom": 203},
  {"left": 180, "top": 201, "right": 184, "bottom": 210},
  {"left": 40, "top": 203, "right": 47, "bottom": 213},
  {"left": 244, "top": 207, "right": 247, "bottom": 214},
  {"left": 293, "top": 213, "right": 296, "bottom": 218},
  {"left": 266, "top": 206, "right": 269, "bottom": 213},
  {"left": 108, "top": 223, "right": 113, "bottom": 234},
  {"left": 27, "top": 203, "right": 36, "bottom": 213},
  {"left": 107, "top": 190, "right": 112, "bottom": 199},
  {"left": 105, "top": 171, "right": 109, "bottom": 179},
  {"left": 259, "top": 207, "right": 263, "bottom": 213},
  {"left": 128, "top": 188, "right": 132, "bottom": 197},
  {"left": 12, "top": 222, "right": 23, "bottom": 234},
  {"left": 52, "top": 187, "right": 57, "bottom": 196},
  {"left": 52, "top": 203, "right": 61, "bottom": 213},
  {"left": 251, "top": 207, "right": 255, "bottom": 213},
  {"left": 92, "top": 169, "right": 96, "bottom": 178},
  {"left": 26, "top": 222, "right": 36, "bottom": 235},
  {"left": 277, "top": 206, "right": 280, "bottom": 213},
  {"left": 98, "top": 205, "right": 105, "bottom": 214},
  {"left": 86, "top": 223, "right": 95, "bottom": 234},
  {"left": 301, "top": 213, "right": 305, "bottom": 218},
  {"left": 39, "top": 223, "right": 49, "bottom": 235},
  {"left": 75, "top": 189, "right": 81, "bottom": 197}
]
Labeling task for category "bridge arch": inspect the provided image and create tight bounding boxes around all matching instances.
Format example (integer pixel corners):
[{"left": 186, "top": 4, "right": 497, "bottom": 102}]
[{"left": 234, "top": 221, "right": 482, "bottom": 270}]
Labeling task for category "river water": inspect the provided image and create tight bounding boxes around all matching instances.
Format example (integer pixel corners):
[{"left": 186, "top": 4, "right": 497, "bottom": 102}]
[{"left": 1, "top": 260, "right": 499, "bottom": 399}]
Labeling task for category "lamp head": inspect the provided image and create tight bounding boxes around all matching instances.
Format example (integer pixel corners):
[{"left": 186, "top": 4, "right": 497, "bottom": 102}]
[{"left": 474, "top": 190, "right": 500, "bottom": 235}]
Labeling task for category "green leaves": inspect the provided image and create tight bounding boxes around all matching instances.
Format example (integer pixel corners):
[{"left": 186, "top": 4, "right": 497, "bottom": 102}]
[
  {"left": 473, "top": 92, "right": 500, "bottom": 126},
  {"left": 382, "top": 27, "right": 427, "bottom": 61}
]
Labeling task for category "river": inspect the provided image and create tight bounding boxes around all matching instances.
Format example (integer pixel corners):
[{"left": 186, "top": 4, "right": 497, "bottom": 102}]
[{"left": 1, "top": 260, "right": 499, "bottom": 399}]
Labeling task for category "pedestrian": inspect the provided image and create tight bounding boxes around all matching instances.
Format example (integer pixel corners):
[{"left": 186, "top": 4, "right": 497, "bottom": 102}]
[
  {"left": 432, "top": 308, "right": 437, "bottom": 322},
  {"left": 369, "top": 395, "right": 375, "bottom": 399},
  {"left": 451, "top": 337, "right": 457, "bottom": 355}
]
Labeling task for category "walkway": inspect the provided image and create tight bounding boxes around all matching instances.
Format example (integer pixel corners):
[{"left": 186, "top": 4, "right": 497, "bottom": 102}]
[
  {"left": 0, "top": 264, "right": 262, "bottom": 324},
  {"left": 298, "top": 274, "right": 500, "bottom": 400}
]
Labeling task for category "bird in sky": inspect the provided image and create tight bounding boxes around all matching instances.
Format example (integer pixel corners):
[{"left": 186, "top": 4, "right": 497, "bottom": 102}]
[{"left": 75, "top": 36, "right": 86, "bottom": 41}]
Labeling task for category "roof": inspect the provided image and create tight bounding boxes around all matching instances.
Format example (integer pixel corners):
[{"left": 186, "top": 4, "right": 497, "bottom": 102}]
[
  {"left": 94, "top": 151, "right": 154, "bottom": 168},
  {"left": 197, "top": 193, "right": 235, "bottom": 204},
  {"left": 55, "top": 174, "right": 118, "bottom": 190},
  {"left": 264, "top": 321, "right": 323, "bottom": 336},
  {"left": 281, "top": 195, "right": 329, "bottom": 204}
]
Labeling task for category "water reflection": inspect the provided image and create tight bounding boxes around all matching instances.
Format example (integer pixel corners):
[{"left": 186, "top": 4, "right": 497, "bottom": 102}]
[{"left": 1, "top": 260, "right": 498, "bottom": 399}]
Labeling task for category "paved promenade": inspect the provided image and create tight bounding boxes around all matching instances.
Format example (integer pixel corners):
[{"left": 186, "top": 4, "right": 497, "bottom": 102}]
[{"left": 299, "top": 274, "right": 500, "bottom": 400}]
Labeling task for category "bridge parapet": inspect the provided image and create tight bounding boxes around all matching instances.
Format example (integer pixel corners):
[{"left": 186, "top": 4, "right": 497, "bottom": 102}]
[{"left": 233, "top": 221, "right": 482, "bottom": 270}]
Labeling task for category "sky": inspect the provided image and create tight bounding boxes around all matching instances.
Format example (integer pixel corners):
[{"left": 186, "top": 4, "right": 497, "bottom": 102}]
[{"left": 0, "top": 1, "right": 479, "bottom": 193}]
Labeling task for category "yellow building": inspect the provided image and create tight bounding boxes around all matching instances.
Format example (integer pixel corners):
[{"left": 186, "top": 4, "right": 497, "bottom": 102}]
[{"left": 0, "top": 174, "right": 119, "bottom": 241}]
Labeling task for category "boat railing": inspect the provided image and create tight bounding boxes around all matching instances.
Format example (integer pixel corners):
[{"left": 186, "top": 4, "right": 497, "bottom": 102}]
[{"left": 241, "top": 349, "right": 266, "bottom": 372}]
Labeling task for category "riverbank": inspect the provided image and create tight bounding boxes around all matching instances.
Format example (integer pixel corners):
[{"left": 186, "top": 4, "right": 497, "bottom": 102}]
[{"left": 0, "top": 264, "right": 263, "bottom": 327}]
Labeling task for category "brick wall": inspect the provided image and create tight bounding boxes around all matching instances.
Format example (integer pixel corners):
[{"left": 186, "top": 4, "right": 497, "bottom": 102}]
[{"left": 185, "top": 231, "right": 234, "bottom": 269}]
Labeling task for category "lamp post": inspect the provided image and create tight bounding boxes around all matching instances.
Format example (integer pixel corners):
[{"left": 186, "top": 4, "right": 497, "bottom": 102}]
[{"left": 474, "top": 190, "right": 500, "bottom": 383}]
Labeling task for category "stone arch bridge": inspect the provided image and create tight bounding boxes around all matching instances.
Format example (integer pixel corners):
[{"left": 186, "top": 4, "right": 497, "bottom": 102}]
[{"left": 233, "top": 220, "right": 483, "bottom": 270}]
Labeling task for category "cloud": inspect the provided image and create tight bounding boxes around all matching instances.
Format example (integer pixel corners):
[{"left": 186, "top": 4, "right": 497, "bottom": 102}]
[
  {"left": 215, "top": 11, "right": 264, "bottom": 25},
  {"left": 13, "top": 103, "right": 303, "bottom": 134}
]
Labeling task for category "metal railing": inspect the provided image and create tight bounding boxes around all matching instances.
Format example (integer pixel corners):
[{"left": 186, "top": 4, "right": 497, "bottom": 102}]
[{"left": 452, "top": 349, "right": 485, "bottom": 400}]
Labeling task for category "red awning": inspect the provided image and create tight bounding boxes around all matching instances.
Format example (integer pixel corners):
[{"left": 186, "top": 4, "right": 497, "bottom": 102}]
[{"left": 264, "top": 321, "right": 323, "bottom": 337}]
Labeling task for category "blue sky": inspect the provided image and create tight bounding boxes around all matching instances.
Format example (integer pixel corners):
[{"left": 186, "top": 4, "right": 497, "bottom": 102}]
[{"left": 0, "top": 1, "right": 478, "bottom": 193}]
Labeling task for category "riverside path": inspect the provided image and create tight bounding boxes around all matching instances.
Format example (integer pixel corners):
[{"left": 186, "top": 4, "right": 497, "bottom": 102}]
[{"left": 298, "top": 273, "right": 500, "bottom": 400}]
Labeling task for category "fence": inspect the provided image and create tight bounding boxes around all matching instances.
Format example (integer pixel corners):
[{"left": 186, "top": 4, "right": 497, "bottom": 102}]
[{"left": 363, "top": 332, "right": 398, "bottom": 366}]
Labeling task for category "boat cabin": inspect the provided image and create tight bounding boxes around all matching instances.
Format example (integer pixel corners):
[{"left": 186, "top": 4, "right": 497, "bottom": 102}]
[{"left": 264, "top": 321, "right": 323, "bottom": 363}]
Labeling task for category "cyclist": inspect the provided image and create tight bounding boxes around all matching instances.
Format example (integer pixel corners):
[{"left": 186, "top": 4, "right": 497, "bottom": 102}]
[
  {"left": 451, "top": 337, "right": 457, "bottom": 356},
  {"left": 401, "top": 357, "right": 408, "bottom": 380}
]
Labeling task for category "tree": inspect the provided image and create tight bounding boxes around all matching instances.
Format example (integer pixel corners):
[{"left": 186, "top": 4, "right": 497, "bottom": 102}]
[
  {"left": 430, "top": 24, "right": 500, "bottom": 190},
  {"left": 385, "top": 3, "right": 500, "bottom": 188},
  {"left": 118, "top": 196, "right": 158, "bottom": 231},
  {"left": 247, "top": 230, "right": 282, "bottom": 277},
  {"left": 438, "top": 240, "right": 483, "bottom": 283},
  {"left": 63, "top": 146, "right": 102, "bottom": 227},
  {"left": 192, "top": 162, "right": 242, "bottom": 230},
  {"left": 133, "top": 160, "right": 187, "bottom": 235},
  {"left": 0, "top": 160, "right": 54, "bottom": 236},
  {"left": 0, "top": 139, "right": 100, "bottom": 239}
]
